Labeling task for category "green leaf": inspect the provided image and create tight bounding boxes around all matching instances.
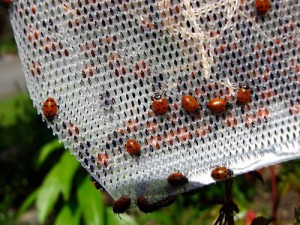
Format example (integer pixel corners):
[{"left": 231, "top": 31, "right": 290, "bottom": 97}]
[
  {"left": 18, "top": 189, "right": 39, "bottom": 216},
  {"left": 77, "top": 176, "right": 104, "bottom": 225},
  {"left": 106, "top": 209, "right": 139, "bottom": 225},
  {"left": 56, "top": 151, "right": 80, "bottom": 201},
  {"left": 55, "top": 204, "right": 81, "bottom": 225},
  {"left": 36, "top": 150, "right": 80, "bottom": 223},
  {"left": 36, "top": 165, "right": 61, "bottom": 224},
  {"left": 36, "top": 140, "right": 64, "bottom": 167}
]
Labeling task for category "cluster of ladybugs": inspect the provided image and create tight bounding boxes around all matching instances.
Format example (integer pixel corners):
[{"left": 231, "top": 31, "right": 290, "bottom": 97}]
[
  {"left": 41, "top": 81, "right": 251, "bottom": 214},
  {"left": 111, "top": 168, "right": 233, "bottom": 214},
  {"left": 125, "top": 84, "right": 252, "bottom": 156},
  {"left": 3, "top": 0, "right": 272, "bottom": 214}
]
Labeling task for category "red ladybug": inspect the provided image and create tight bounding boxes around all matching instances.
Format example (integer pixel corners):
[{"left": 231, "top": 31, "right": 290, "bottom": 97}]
[
  {"left": 211, "top": 166, "right": 233, "bottom": 181},
  {"left": 181, "top": 95, "right": 200, "bottom": 114},
  {"left": 255, "top": 0, "right": 271, "bottom": 14},
  {"left": 167, "top": 172, "right": 188, "bottom": 187},
  {"left": 237, "top": 85, "right": 252, "bottom": 105},
  {"left": 113, "top": 196, "right": 131, "bottom": 214},
  {"left": 137, "top": 195, "right": 159, "bottom": 213},
  {"left": 206, "top": 98, "right": 231, "bottom": 113},
  {"left": 126, "top": 139, "right": 141, "bottom": 156},
  {"left": 0, "top": 0, "right": 12, "bottom": 5},
  {"left": 152, "top": 93, "right": 169, "bottom": 115},
  {"left": 42, "top": 97, "right": 58, "bottom": 122}
]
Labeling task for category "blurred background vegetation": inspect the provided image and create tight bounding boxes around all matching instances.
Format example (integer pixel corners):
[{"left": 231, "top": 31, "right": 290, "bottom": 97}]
[{"left": 0, "top": 3, "right": 300, "bottom": 225}]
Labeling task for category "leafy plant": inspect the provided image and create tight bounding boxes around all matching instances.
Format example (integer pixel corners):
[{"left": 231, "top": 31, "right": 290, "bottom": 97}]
[{"left": 19, "top": 139, "right": 137, "bottom": 225}]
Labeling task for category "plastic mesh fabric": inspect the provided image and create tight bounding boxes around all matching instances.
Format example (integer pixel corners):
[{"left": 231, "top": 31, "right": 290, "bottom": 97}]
[{"left": 8, "top": 0, "right": 300, "bottom": 202}]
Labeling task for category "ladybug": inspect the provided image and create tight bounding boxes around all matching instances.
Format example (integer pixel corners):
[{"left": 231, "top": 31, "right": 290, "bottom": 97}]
[
  {"left": 42, "top": 97, "right": 58, "bottom": 122},
  {"left": 255, "top": 0, "right": 271, "bottom": 14},
  {"left": 167, "top": 172, "right": 189, "bottom": 187},
  {"left": 206, "top": 98, "right": 231, "bottom": 113},
  {"left": 126, "top": 139, "right": 141, "bottom": 156},
  {"left": 211, "top": 166, "right": 233, "bottom": 181},
  {"left": 0, "top": 0, "right": 12, "bottom": 5},
  {"left": 137, "top": 195, "right": 159, "bottom": 213},
  {"left": 236, "top": 85, "right": 252, "bottom": 105},
  {"left": 181, "top": 95, "right": 200, "bottom": 114},
  {"left": 152, "top": 93, "right": 169, "bottom": 115},
  {"left": 112, "top": 196, "right": 131, "bottom": 214}
]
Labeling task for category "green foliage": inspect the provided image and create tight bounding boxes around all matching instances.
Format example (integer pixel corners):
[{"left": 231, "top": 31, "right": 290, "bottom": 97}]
[
  {"left": 278, "top": 159, "right": 300, "bottom": 200},
  {"left": 54, "top": 204, "right": 80, "bottom": 225},
  {"left": 0, "top": 93, "right": 55, "bottom": 224},
  {"left": 77, "top": 176, "right": 105, "bottom": 225},
  {"left": 19, "top": 139, "right": 131, "bottom": 225}
]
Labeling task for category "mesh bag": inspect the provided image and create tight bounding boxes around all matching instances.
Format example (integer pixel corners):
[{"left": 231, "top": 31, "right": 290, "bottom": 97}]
[{"left": 7, "top": 0, "right": 300, "bottom": 202}]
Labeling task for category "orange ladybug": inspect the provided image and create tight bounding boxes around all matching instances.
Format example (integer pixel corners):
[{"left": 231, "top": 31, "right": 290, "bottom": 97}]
[
  {"left": 237, "top": 85, "right": 252, "bottom": 105},
  {"left": 181, "top": 95, "right": 200, "bottom": 114},
  {"left": 167, "top": 172, "right": 188, "bottom": 187},
  {"left": 42, "top": 97, "right": 58, "bottom": 122},
  {"left": 255, "top": 0, "right": 271, "bottom": 14},
  {"left": 112, "top": 196, "right": 131, "bottom": 214},
  {"left": 152, "top": 93, "right": 169, "bottom": 115},
  {"left": 206, "top": 98, "right": 231, "bottom": 113},
  {"left": 211, "top": 166, "right": 233, "bottom": 181},
  {"left": 126, "top": 139, "right": 141, "bottom": 156}
]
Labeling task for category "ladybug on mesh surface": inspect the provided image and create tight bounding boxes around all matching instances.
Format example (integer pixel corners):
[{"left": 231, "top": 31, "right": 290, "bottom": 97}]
[
  {"left": 236, "top": 85, "right": 252, "bottom": 105},
  {"left": 206, "top": 98, "right": 231, "bottom": 113},
  {"left": 181, "top": 95, "right": 200, "bottom": 114},
  {"left": 42, "top": 97, "right": 58, "bottom": 122},
  {"left": 211, "top": 166, "right": 234, "bottom": 181},
  {"left": 167, "top": 172, "right": 189, "bottom": 187},
  {"left": 255, "top": 0, "right": 271, "bottom": 14},
  {"left": 126, "top": 139, "right": 141, "bottom": 156},
  {"left": 112, "top": 195, "right": 131, "bottom": 214},
  {"left": 152, "top": 93, "right": 169, "bottom": 115}
]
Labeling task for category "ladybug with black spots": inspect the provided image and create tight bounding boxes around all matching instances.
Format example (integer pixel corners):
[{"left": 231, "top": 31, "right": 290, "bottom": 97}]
[
  {"left": 113, "top": 196, "right": 131, "bottom": 214},
  {"left": 42, "top": 97, "right": 58, "bottom": 122},
  {"left": 126, "top": 139, "right": 141, "bottom": 156},
  {"left": 236, "top": 85, "right": 252, "bottom": 105},
  {"left": 181, "top": 95, "right": 200, "bottom": 114},
  {"left": 211, "top": 166, "right": 233, "bottom": 181},
  {"left": 206, "top": 98, "right": 231, "bottom": 113},
  {"left": 152, "top": 93, "right": 169, "bottom": 115},
  {"left": 255, "top": 0, "right": 271, "bottom": 14},
  {"left": 167, "top": 172, "right": 189, "bottom": 187}
]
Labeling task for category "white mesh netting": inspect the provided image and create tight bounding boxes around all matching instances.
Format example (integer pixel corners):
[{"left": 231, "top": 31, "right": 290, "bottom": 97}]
[{"left": 8, "top": 0, "right": 300, "bottom": 203}]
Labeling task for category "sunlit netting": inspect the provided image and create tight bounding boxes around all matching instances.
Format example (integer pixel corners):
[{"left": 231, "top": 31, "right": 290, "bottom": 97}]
[{"left": 8, "top": 0, "right": 300, "bottom": 203}]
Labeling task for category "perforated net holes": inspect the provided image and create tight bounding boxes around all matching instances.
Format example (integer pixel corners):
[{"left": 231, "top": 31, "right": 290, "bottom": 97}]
[{"left": 8, "top": 0, "right": 300, "bottom": 203}]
